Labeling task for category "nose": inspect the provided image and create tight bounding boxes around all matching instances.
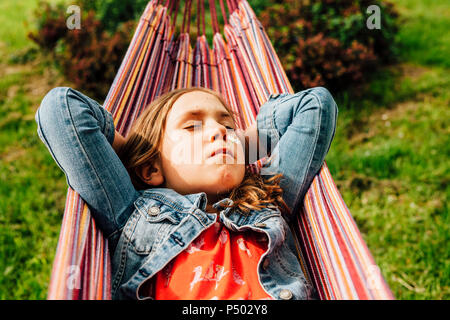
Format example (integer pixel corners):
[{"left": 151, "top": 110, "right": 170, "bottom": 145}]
[{"left": 207, "top": 122, "right": 227, "bottom": 142}]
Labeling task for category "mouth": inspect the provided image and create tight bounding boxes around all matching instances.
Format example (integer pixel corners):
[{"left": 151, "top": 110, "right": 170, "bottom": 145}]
[{"left": 210, "top": 148, "right": 234, "bottom": 158}]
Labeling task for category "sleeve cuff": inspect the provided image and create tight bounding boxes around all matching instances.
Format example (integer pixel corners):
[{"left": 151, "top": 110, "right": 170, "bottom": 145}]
[
  {"left": 256, "top": 97, "right": 280, "bottom": 154},
  {"left": 103, "top": 109, "right": 116, "bottom": 146}
]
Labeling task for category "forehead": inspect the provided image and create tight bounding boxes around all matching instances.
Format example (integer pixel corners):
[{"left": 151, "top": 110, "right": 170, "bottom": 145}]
[{"left": 168, "top": 91, "right": 230, "bottom": 119}]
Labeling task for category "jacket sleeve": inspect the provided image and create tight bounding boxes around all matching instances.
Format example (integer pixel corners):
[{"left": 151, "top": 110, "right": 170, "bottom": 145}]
[
  {"left": 256, "top": 87, "right": 338, "bottom": 218},
  {"left": 35, "top": 87, "right": 139, "bottom": 238}
]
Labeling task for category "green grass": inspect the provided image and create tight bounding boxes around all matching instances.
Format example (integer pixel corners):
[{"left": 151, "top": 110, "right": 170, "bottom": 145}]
[
  {"left": 0, "top": 77, "right": 66, "bottom": 299},
  {"left": 0, "top": 0, "right": 70, "bottom": 299},
  {"left": 325, "top": 0, "right": 450, "bottom": 299},
  {"left": 394, "top": 0, "right": 450, "bottom": 68},
  {"left": 0, "top": 0, "right": 39, "bottom": 54},
  {"left": 328, "top": 70, "right": 450, "bottom": 298},
  {"left": 0, "top": 0, "right": 449, "bottom": 299}
]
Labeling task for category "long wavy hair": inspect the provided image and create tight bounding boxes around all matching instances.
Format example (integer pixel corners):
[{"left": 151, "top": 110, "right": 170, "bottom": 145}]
[{"left": 118, "top": 87, "right": 290, "bottom": 216}]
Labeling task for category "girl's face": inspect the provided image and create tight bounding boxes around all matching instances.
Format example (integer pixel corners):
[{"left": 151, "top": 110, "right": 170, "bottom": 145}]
[{"left": 160, "top": 91, "right": 245, "bottom": 200}]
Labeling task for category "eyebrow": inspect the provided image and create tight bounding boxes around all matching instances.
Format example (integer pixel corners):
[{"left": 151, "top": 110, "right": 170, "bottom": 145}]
[{"left": 175, "top": 109, "right": 234, "bottom": 125}]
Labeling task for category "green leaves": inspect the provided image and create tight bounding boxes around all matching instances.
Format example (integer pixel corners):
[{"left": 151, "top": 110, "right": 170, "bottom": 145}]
[{"left": 259, "top": 0, "right": 399, "bottom": 92}]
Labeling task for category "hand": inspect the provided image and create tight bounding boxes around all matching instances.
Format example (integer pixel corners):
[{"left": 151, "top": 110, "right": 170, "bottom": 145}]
[{"left": 112, "top": 130, "right": 126, "bottom": 155}]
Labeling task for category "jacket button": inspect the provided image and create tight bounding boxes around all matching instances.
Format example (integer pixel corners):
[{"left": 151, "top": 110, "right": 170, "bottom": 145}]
[
  {"left": 148, "top": 206, "right": 160, "bottom": 216},
  {"left": 262, "top": 259, "right": 269, "bottom": 270},
  {"left": 279, "top": 289, "right": 293, "bottom": 300},
  {"left": 255, "top": 222, "right": 266, "bottom": 228}
]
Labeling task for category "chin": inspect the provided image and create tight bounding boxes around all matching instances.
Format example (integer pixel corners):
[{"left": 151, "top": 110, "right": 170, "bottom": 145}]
[
  {"left": 216, "top": 165, "right": 245, "bottom": 191},
  {"left": 178, "top": 164, "right": 245, "bottom": 196}
]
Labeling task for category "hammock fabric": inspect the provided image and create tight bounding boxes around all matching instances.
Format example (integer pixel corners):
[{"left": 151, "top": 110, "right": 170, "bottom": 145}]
[{"left": 47, "top": 0, "right": 394, "bottom": 300}]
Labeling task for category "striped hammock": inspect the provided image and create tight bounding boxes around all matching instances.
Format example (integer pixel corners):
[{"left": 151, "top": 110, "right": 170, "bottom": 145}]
[{"left": 47, "top": 0, "right": 394, "bottom": 300}]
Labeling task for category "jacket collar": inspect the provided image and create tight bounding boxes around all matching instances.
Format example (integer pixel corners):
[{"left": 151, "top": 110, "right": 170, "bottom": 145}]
[
  {"left": 139, "top": 188, "right": 208, "bottom": 212},
  {"left": 138, "top": 188, "right": 280, "bottom": 226}
]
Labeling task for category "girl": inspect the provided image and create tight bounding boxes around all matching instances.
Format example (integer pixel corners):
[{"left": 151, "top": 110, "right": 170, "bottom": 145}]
[{"left": 35, "top": 86, "right": 337, "bottom": 300}]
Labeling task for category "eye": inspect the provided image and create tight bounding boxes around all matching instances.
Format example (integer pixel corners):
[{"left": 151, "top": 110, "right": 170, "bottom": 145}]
[
  {"left": 183, "top": 123, "right": 202, "bottom": 130},
  {"left": 222, "top": 122, "right": 235, "bottom": 130}
]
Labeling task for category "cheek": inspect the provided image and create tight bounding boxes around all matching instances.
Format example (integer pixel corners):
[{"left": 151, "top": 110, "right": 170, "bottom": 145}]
[
  {"left": 235, "top": 143, "right": 245, "bottom": 165},
  {"left": 237, "top": 164, "right": 246, "bottom": 182},
  {"left": 160, "top": 135, "right": 203, "bottom": 185},
  {"left": 162, "top": 132, "right": 196, "bottom": 165}
]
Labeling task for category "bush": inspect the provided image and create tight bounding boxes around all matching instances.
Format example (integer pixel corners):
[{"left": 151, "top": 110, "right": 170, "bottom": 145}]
[
  {"left": 28, "top": 1, "right": 136, "bottom": 100},
  {"left": 249, "top": 0, "right": 272, "bottom": 17},
  {"left": 76, "top": 0, "right": 149, "bottom": 33},
  {"left": 27, "top": 1, "right": 68, "bottom": 52},
  {"left": 28, "top": 0, "right": 399, "bottom": 98},
  {"left": 59, "top": 13, "right": 136, "bottom": 99},
  {"left": 259, "top": 0, "right": 399, "bottom": 92}
]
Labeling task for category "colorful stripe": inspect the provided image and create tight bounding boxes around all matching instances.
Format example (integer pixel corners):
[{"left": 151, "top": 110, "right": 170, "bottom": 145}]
[{"left": 47, "top": 0, "right": 394, "bottom": 300}]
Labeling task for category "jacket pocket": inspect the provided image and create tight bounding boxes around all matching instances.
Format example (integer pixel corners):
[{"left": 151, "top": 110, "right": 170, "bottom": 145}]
[
  {"left": 129, "top": 199, "right": 184, "bottom": 255},
  {"left": 273, "top": 241, "right": 304, "bottom": 278},
  {"left": 130, "top": 216, "right": 171, "bottom": 255}
]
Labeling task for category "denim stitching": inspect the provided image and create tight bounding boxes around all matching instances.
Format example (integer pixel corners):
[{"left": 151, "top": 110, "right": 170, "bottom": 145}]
[
  {"left": 36, "top": 106, "right": 71, "bottom": 186},
  {"left": 191, "top": 210, "right": 213, "bottom": 228},
  {"left": 269, "top": 102, "right": 280, "bottom": 147},
  {"left": 103, "top": 109, "right": 115, "bottom": 145},
  {"left": 122, "top": 211, "right": 140, "bottom": 242},
  {"left": 274, "top": 248, "right": 301, "bottom": 278},
  {"left": 140, "top": 192, "right": 189, "bottom": 213},
  {"left": 64, "top": 88, "right": 119, "bottom": 233},
  {"left": 292, "top": 90, "right": 323, "bottom": 210},
  {"left": 112, "top": 213, "right": 137, "bottom": 294},
  {"left": 147, "top": 222, "right": 173, "bottom": 253}
]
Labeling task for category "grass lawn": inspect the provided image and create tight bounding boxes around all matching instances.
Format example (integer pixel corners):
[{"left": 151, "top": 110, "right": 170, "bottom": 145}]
[
  {"left": 327, "top": 0, "right": 450, "bottom": 299},
  {"left": 0, "top": 0, "right": 72, "bottom": 299},
  {"left": 0, "top": 0, "right": 448, "bottom": 299}
]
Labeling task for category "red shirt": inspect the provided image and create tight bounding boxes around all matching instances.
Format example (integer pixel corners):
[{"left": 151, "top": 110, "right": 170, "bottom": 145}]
[{"left": 153, "top": 221, "right": 273, "bottom": 300}]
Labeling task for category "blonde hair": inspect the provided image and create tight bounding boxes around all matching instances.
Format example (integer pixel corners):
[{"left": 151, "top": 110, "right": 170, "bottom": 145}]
[{"left": 118, "top": 87, "right": 290, "bottom": 216}]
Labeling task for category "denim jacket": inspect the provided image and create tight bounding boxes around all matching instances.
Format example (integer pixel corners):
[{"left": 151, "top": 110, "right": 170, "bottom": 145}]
[{"left": 35, "top": 87, "right": 337, "bottom": 300}]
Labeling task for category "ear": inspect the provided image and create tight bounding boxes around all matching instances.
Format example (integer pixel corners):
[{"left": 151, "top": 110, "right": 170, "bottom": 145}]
[{"left": 136, "top": 160, "right": 164, "bottom": 187}]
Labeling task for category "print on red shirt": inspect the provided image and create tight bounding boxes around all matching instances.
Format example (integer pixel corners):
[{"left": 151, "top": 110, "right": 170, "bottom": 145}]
[{"left": 154, "top": 221, "right": 273, "bottom": 300}]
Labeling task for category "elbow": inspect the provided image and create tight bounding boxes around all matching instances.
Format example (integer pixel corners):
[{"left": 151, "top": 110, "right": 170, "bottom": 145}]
[
  {"left": 307, "top": 86, "right": 338, "bottom": 116},
  {"left": 307, "top": 86, "right": 338, "bottom": 153},
  {"left": 35, "top": 87, "right": 73, "bottom": 149},
  {"left": 35, "top": 87, "right": 70, "bottom": 130},
  {"left": 304, "top": 86, "right": 338, "bottom": 136}
]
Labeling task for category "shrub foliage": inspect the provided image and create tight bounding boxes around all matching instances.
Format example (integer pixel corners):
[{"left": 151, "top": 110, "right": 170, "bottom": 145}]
[
  {"left": 259, "top": 0, "right": 398, "bottom": 91},
  {"left": 28, "top": 0, "right": 399, "bottom": 98},
  {"left": 28, "top": 1, "right": 136, "bottom": 100},
  {"left": 76, "top": 0, "right": 149, "bottom": 33}
]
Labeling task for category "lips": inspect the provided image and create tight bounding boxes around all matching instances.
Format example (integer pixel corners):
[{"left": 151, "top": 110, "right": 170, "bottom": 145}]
[{"left": 210, "top": 147, "right": 234, "bottom": 158}]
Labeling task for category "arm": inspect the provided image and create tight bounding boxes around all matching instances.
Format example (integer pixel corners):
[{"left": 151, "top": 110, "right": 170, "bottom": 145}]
[
  {"left": 35, "top": 87, "right": 139, "bottom": 238},
  {"left": 255, "top": 88, "right": 338, "bottom": 217},
  {"left": 113, "top": 130, "right": 126, "bottom": 155}
]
